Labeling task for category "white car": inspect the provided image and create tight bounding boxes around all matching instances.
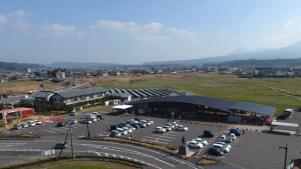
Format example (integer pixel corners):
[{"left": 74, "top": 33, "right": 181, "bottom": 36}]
[
  {"left": 175, "top": 125, "right": 188, "bottom": 131},
  {"left": 21, "top": 123, "right": 29, "bottom": 128},
  {"left": 163, "top": 125, "right": 172, "bottom": 131},
  {"left": 229, "top": 133, "right": 237, "bottom": 140},
  {"left": 123, "top": 127, "right": 133, "bottom": 133},
  {"left": 155, "top": 127, "right": 166, "bottom": 133},
  {"left": 187, "top": 141, "right": 204, "bottom": 149},
  {"left": 193, "top": 138, "right": 208, "bottom": 146},
  {"left": 216, "top": 142, "right": 231, "bottom": 149},
  {"left": 213, "top": 143, "right": 230, "bottom": 153},
  {"left": 146, "top": 119, "right": 154, "bottom": 124},
  {"left": 27, "top": 121, "right": 36, "bottom": 127},
  {"left": 33, "top": 120, "right": 42, "bottom": 125},
  {"left": 68, "top": 119, "right": 78, "bottom": 124},
  {"left": 140, "top": 120, "right": 151, "bottom": 126},
  {"left": 116, "top": 128, "right": 128, "bottom": 135}
]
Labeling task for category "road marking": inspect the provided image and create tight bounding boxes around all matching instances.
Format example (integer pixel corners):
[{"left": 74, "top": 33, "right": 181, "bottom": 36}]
[
  {"left": 144, "top": 136, "right": 172, "bottom": 142},
  {"left": 80, "top": 143, "right": 175, "bottom": 167},
  {"left": 44, "top": 130, "right": 55, "bottom": 133}
]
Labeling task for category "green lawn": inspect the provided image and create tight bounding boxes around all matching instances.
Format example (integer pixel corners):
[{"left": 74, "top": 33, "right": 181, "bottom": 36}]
[
  {"left": 96, "top": 73, "right": 301, "bottom": 116},
  {"left": 25, "top": 160, "right": 139, "bottom": 169}
]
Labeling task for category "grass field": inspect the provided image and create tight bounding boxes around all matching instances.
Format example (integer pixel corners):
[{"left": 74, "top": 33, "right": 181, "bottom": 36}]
[
  {"left": 1, "top": 73, "right": 301, "bottom": 116},
  {"left": 23, "top": 159, "right": 139, "bottom": 169},
  {"left": 90, "top": 73, "right": 301, "bottom": 116}
]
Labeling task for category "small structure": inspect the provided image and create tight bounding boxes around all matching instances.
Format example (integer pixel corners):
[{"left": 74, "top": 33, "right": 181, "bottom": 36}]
[
  {"left": 112, "top": 105, "right": 133, "bottom": 114},
  {"left": 0, "top": 107, "right": 35, "bottom": 121},
  {"left": 270, "top": 121, "right": 299, "bottom": 136}
]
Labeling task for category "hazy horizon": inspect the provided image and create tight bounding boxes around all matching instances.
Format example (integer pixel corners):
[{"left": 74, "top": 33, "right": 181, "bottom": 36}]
[{"left": 1, "top": 0, "right": 301, "bottom": 64}]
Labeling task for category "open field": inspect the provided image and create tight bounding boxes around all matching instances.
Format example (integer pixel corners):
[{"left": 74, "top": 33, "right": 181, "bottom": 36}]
[
  {"left": 1, "top": 73, "right": 301, "bottom": 116},
  {"left": 0, "top": 80, "right": 66, "bottom": 95},
  {"left": 89, "top": 73, "right": 301, "bottom": 116},
  {"left": 21, "top": 159, "right": 139, "bottom": 169}
]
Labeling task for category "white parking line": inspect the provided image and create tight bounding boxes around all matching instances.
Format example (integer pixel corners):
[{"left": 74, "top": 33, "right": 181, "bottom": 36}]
[
  {"left": 144, "top": 136, "right": 172, "bottom": 142},
  {"left": 159, "top": 135, "right": 178, "bottom": 139}
]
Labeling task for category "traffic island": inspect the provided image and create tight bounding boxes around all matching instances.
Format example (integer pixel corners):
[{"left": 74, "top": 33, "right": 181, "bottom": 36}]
[
  {"left": 0, "top": 156, "right": 143, "bottom": 169},
  {"left": 0, "top": 132, "right": 40, "bottom": 140}
]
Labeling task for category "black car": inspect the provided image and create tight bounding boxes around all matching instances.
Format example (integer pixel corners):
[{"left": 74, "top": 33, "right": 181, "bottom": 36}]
[
  {"left": 203, "top": 130, "right": 214, "bottom": 138},
  {"left": 56, "top": 122, "right": 66, "bottom": 127},
  {"left": 208, "top": 147, "right": 224, "bottom": 156},
  {"left": 229, "top": 128, "right": 241, "bottom": 136},
  {"left": 53, "top": 142, "right": 68, "bottom": 149},
  {"left": 96, "top": 114, "right": 104, "bottom": 120},
  {"left": 111, "top": 125, "right": 119, "bottom": 130}
]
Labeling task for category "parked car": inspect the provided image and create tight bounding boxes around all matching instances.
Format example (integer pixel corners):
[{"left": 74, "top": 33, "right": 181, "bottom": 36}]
[
  {"left": 27, "top": 121, "right": 36, "bottom": 127},
  {"left": 187, "top": 140, "right": 204, "bottom": 149},
  {"left": 21, "top": 123, "right": 28, "bottom": 128},
  {"left": 92, "top": 112, "right": 104, "bottom": 120},
  {"left": 140, "top": 120, "right": 151, "bottom": 126},
  {"left": 110, "top": 130, "right": 121, "bottom": 137},
  {"left": 123, "top": 127, "right": 133, "bottom": 133},
  {"left": 216, "top": 141, "right": 231, "bottom": 149},
  {"left": 175, "top": 125, "right": 188, "bottom": 131},
  {"left": 33, "top": 120, "right": 42, "bottom": 125},
  {"left": 213, "top": 143, "right": 230, "bottom": 153},
  {"left": 229, "top": 133, "right": 237, "bottom": 140},
  {"left": 166, "top": 123, "right": 176, "bottom": 129},
  {"left": 68, "top": 119, "right": 78, "bottom": 124},
  {"left": 155, "top": 127, "right": 166, "bottom": 133},
  {"left": 56, "top": 122, "right": 66, "bottom": 127},
  {"left": 208, "top": 147, "right": 224, "bottom": 156},
  {"left": 80, "top": 119, "right": 92, "bottom": 124},
  {"left": 146, "top": 119, "right": 154, "bottom": 124},
  {"left": 229, "top": 128, "right": 241, "bottom": 136},
  {"left": 203, "top": 130, "right": 214, "bottom": 138},
  {"left": 138, "top": 122, "right": 147, "bottom": 128},
  {"left": 13, "top": 124, "right": 22, "bottom": 130},
  {"left": 53, "top": 142, "right": 68, "bottom": 149},
  {"left": 220, "top": 135, "right": 233, "bottom": 143},
  {"left": 116, "top": 128, "right": 128, "bottom": 135},
  {"left": 163, "top": 125, "right": 172, "bottom": 131},
  {"left": 193, "top": 138, "right": 208, "bottom": 146}
]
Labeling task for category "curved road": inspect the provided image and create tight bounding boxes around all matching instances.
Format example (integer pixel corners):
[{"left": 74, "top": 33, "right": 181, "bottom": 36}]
[{"left": 0, "top": 139, "right": 202, "bottom": 169}]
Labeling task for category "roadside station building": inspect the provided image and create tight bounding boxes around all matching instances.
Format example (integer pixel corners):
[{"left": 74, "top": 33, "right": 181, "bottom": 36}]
[{"left": 126, "top": 95, "right": 276, "bottom": 125}]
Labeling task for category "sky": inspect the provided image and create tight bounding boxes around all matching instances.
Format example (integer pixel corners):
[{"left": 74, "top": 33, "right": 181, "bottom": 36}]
[{"left": 1, "top": 0, "right": 301, "bottom": 64}]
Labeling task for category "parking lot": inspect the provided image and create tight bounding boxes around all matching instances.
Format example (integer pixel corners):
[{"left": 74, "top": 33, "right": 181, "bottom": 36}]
[
  {"left": 4, "top": 114, "right": 227, "bottom": 150},
  {"left": 5, "top": 112, "right": 301, "bottom": 169}
]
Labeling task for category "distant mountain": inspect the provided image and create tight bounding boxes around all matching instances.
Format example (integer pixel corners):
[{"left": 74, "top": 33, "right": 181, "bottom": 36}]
[
  {"left": 208, "top": 58, "right": 301, "bottom": 68},
  {"left": 49, "top": 62, "right": 120, "bottom": 68},
  {"left": 143, "top": 40, "right": 301, "bottom": 65},
  {"left": 0, "top": 62, "right": 46, "bottom": 71}
]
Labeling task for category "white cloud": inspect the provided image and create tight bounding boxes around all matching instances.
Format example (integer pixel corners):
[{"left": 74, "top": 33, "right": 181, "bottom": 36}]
[
  {"left": 93, "top": 20, "right": 199, "bottom": 41},
  {"left": 41, "top": 24, "right": 76, "bottom": 37},
  {"left": 285, "top": 21, "right": 298, "bottom": 29},
  {"left": 0, "top": 14, "right": 7, "bottom": 26},
  {"left": 9, "top": 10, "right": 28, "bottom": 17},
  {"left": 13, "top": 18, "right": 32, "bottom": 31}
]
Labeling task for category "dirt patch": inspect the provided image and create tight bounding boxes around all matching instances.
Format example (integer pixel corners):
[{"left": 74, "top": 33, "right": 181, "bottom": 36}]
[
  {"left": 201, "top": 83, "right": 233, "bottom": 88},
  {"left": 197, "top": 157, "right": 220, "bottom": 165}
]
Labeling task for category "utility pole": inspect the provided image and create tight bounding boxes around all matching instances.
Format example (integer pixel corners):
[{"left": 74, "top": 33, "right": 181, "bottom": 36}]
[
  {"left": 279, "top": 144, "right": 288, "bottom": 169},
  {"left": 86, "top": 123, "right": 91, "bottom": 139},
  {"left": 70, "top": 123, "right": 74, "bottom": 158}
]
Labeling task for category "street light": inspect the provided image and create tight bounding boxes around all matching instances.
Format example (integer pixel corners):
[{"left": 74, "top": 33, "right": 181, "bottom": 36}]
[{"left": 279, "top": 144, "right": 288, "bottom": 169}]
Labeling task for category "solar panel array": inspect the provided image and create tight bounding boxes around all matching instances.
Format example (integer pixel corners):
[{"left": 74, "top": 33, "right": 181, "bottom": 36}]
[{"left": 106, "top": 88, "right": 180, "bottom": 98}]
